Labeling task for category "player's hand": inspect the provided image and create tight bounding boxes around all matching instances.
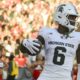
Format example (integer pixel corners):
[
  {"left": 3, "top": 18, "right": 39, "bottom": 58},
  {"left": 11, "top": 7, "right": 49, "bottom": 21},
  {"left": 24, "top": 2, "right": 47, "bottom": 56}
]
[{"left": 19, "top": 39, "right": 42, "bottom": 56}]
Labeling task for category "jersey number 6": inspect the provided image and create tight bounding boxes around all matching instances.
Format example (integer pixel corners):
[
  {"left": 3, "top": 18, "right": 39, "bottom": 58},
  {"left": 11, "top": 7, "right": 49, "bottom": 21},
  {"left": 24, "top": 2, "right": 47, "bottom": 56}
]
[{"left": 53, "top": 46, "right": 66, "bottom": 65}]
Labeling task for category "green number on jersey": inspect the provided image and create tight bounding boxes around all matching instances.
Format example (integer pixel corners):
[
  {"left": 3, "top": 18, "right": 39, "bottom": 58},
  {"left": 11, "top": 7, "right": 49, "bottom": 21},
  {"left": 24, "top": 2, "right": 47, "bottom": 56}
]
[{"left": 53, "top": 46, "right": 66, "bottom": 65}]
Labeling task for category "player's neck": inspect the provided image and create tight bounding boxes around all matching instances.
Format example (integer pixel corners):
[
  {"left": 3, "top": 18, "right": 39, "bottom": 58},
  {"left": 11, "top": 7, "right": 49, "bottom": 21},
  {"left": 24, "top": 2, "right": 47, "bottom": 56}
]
[{"left": 57, "top": 25, "right": 69, "bottom": 35}]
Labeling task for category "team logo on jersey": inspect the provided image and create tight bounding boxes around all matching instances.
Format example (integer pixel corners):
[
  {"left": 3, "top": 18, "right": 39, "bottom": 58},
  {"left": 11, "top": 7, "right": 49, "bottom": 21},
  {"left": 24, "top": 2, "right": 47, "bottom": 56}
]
[
  {"left": 69, "top": 36, "right": 74, "bottom": 38},
  {"left": 48, "top": 41, "right": 74, "bottom": 48},
  {"left": 60, "top": 35, "right": 74, "bottom": 39},
  {"left": 47, "top": 33, "right": 53, "bottom": 38},
  {"left": 49, "top": 33, "right": 53, "bottom": 34}
]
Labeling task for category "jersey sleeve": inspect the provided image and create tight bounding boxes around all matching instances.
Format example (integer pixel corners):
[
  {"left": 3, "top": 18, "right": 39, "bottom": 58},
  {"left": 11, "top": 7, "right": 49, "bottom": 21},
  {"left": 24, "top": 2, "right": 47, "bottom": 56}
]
[
  {"left": 37, "top": 27, "right": 49, "bottom": 45},
  {"left": 75, "top": 32, "right": 80, "bottom": 64},
  {"left": 38, "top": 27, "right": 48, "bottom": 39}
]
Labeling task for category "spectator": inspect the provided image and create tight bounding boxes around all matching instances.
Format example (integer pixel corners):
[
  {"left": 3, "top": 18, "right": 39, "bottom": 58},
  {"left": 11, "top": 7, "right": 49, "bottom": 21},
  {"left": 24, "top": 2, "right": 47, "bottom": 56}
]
[
  {"left": 15, "top": 51, "right": 31, "bottom": 80},
  {"left": 32, "top": 54, "right": 45, "bottom": 80},
  {"left": 7, "top": 54, "right": 18, "bottom": 80},
  {"left": 0, "top": 55, "right": 4, "bottom": 80}
]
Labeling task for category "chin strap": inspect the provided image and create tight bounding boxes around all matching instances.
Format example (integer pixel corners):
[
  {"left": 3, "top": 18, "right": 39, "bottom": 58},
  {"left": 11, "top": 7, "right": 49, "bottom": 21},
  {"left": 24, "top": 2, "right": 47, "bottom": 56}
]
[{"left": 77, "top": 64, "right": 80, "bottom": 80}]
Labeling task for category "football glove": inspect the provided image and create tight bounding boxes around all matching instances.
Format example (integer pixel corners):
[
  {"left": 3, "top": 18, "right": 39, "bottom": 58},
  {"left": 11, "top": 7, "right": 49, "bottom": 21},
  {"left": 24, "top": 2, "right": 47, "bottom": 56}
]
[{"left": 19, "top": 39, "right": 42, "bottom": 56}]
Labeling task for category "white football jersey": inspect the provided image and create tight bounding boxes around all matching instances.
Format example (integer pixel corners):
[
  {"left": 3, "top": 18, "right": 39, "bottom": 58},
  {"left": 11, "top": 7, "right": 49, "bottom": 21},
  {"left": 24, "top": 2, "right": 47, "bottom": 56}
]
[{"left": 37, "top": 27, "right": 80, "bottom": 80}]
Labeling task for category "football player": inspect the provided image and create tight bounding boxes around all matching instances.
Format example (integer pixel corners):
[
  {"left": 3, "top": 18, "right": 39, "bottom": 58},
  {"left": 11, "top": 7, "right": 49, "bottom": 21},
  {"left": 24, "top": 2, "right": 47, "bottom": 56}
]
[{"left": 19, "top": 2, "right": 80, "bottom": 80}]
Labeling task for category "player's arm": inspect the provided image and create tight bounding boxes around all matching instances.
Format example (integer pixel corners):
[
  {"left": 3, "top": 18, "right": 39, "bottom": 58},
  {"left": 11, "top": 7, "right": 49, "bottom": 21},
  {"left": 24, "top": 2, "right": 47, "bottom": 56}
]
[
  {"left": 37, "top": 35, "right": 45, "bottom": 45},
  {"left": 19, "top": 35, "right": 45, "bottom": 56},
  {"left": 76, "top": 44, "right": 80, "bottom": 80}
]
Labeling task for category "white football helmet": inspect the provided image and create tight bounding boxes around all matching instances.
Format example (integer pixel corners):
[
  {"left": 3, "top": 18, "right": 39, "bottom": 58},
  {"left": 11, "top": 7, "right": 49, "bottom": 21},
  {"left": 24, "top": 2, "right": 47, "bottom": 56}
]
[{"left": 54, "top": 2, "right": 79, "bottom": 32}]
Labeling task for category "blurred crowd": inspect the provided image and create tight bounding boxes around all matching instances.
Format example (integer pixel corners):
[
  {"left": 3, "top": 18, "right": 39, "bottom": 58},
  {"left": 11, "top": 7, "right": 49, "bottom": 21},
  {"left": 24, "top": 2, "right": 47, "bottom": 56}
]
[
  {"left": 0, "top": 46, "right": 45, "bottom": 80},
  {"left": 0, "top": 0, "right": 80, "bottom": 80}
]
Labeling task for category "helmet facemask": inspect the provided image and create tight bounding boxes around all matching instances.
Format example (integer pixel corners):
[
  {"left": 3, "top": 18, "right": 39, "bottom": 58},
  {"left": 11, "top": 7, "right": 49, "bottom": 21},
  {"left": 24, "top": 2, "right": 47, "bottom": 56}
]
[
  {"left": 75, "top": 16, "right": 80, "bottom": 30},
  {"left": 66, "top": 15, "right": 78, "bottom": 31}
]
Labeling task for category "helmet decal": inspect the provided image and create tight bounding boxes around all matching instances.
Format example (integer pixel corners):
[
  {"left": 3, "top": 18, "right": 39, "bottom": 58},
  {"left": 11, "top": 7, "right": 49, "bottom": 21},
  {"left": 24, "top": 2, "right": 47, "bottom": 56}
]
[{"left": 58, "top": 5, "right": 65, "bottom": 13}]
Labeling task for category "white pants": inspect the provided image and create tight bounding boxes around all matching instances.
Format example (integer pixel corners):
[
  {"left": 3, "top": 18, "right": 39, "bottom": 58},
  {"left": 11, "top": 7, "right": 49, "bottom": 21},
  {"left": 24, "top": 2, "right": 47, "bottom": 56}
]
[
  {"left": 37, "top": 73, "right": 72, "bottom": 80},
  {"left": 37, "top": 77, "right": 72, "bottom": 80}
]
